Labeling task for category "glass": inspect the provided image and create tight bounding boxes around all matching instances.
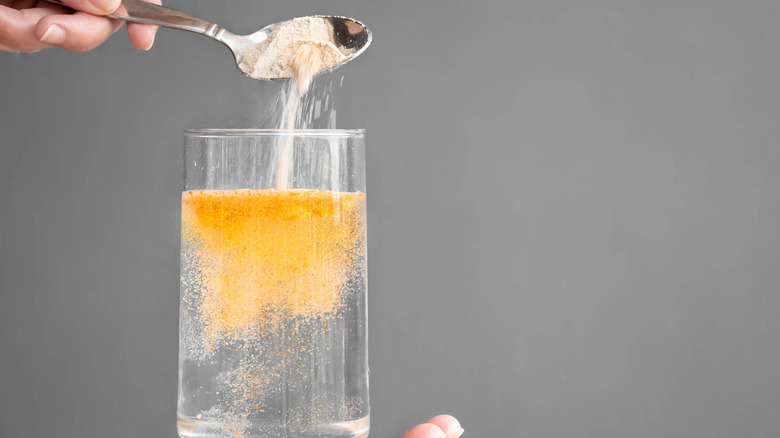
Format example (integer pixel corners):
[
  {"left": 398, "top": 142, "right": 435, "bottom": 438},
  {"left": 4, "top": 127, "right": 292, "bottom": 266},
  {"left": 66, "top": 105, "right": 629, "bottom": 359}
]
[{"left": 177, "top": 130, "right": 368, "bottom": 438}]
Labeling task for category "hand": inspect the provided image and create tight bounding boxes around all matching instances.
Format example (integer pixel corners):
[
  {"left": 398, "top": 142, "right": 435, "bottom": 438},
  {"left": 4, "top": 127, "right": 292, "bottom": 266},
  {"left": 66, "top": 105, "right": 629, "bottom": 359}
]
[
  {"left": 401, "top": 415, "right": 464, "bottom": 438},
  {"left": 0, "top": 0, "right": 160, "bottom": 53}
]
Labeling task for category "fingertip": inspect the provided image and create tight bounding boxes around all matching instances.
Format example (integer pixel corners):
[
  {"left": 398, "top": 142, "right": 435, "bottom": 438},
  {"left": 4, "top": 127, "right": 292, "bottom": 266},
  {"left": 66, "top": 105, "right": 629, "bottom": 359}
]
[
  {"left": 427, "top": 415, "right": 464, "bottom": 438},
  {"left": 35, "top": 17, "right": 65, "bottom": 45},
  {"left": 126, "top": 22, "right": 157, "bottom": 50},
  {"left": 401, "top": 423, "right": 447, "bottom": 438},
  {"left": 38, "top": 23, "right": 66, "bottom": 45}
]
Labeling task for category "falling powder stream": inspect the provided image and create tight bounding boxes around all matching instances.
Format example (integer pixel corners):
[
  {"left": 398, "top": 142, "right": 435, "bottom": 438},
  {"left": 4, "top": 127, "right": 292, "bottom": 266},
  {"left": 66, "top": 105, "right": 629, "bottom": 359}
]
[
  {"left": 274, "top": 37, "right": 344, "bottom": 189},
  {"left": 239, "top": 17, "right": 347, "bottom": 189}
]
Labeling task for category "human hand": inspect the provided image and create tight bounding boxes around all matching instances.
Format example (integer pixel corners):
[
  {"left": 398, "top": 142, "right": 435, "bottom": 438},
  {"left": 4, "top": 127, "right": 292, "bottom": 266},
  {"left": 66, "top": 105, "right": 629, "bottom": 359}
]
[
  {"left": 0, "top": 0, "right": 160, "bottom": 53},
  {"left": 401, "top": 415, "right": 464, "bottom": 438}
]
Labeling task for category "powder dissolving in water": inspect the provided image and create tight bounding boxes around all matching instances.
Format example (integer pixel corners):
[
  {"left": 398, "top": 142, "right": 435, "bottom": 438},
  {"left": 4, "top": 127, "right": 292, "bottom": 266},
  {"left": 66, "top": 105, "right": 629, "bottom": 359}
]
[{"left": 178, "top": 17, "right": 367, "bottom": 438}]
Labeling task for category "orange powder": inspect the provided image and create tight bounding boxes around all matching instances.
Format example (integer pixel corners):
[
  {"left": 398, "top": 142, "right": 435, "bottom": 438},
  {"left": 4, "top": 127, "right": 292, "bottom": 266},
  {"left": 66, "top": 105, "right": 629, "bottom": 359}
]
[{"left": 182, "top": 189, "right": 366, "bottom": 338}]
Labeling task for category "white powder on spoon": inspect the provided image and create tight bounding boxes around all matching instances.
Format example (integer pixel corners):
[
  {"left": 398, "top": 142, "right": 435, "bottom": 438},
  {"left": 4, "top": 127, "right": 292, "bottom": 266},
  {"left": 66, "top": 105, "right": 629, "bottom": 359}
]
[{"left": 240, "top": 17, "right": 347, "bottom": 93}]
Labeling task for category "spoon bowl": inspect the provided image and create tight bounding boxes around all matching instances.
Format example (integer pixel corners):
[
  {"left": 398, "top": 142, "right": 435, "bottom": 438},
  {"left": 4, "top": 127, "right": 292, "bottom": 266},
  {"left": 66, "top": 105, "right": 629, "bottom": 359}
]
[{"left": 223, "top": 16, "right": 372, "bottom": 81}]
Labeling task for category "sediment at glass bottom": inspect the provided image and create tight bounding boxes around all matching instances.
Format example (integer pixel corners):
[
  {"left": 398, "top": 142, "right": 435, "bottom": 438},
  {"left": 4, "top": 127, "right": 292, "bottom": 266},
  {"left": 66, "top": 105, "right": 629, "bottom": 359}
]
[{"left": 177, "top": 414, "right": 370, "bottom": 438}]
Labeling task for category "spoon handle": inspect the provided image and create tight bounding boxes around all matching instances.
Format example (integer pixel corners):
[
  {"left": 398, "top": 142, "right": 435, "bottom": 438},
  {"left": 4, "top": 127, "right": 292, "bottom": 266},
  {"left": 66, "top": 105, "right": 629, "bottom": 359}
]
[{"left": 41, "top": 0, "right": 228, "bottom": 39}]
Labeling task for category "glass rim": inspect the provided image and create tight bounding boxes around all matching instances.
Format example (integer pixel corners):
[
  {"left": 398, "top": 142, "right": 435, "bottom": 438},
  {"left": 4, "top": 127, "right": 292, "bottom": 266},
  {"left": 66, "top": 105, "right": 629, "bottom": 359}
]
[{"left": 184, "top": 129, "right": 365, "bottom": 138}]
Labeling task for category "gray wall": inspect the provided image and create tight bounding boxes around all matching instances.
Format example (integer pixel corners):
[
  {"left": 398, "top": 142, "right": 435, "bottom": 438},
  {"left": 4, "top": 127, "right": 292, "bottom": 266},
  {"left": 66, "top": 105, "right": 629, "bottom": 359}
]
[{"left": 2, "top": 1, "right": 780, "bottom": 437}]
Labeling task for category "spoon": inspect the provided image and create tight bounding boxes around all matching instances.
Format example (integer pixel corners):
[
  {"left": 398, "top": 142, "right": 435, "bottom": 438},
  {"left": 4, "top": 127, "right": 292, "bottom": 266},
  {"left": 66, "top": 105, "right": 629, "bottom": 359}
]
[{"left": 41, "top": 0, "right": 372, "bottom": 81}]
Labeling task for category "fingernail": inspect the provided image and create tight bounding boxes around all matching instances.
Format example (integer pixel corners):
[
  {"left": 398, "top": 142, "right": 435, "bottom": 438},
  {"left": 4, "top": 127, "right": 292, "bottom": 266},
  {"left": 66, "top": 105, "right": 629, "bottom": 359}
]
[
  {"left": 143, "top": 32, "right": 156, "bottom": 51},
  {"left": 451, "top": 427, "right": 465, "bottom": 438},
  {"left": 89, "top": 0, "right": 120, "bottom": 13},
  {"left": 40, "top": 24, "right": 66, "bottom": 44}
]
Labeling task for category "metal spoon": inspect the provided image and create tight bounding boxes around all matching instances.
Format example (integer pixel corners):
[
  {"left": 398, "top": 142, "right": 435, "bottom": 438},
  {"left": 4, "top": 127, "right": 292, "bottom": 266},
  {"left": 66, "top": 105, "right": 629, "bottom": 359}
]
[{"left": 41, "top": 0, "right": 372, "bottom": 81}]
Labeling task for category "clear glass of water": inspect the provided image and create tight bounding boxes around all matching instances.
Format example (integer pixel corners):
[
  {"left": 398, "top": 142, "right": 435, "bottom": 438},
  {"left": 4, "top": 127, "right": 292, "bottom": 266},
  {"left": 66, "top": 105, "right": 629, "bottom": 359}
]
[{"left": 177, "top": 130, "right": 368, "bottom": 438}]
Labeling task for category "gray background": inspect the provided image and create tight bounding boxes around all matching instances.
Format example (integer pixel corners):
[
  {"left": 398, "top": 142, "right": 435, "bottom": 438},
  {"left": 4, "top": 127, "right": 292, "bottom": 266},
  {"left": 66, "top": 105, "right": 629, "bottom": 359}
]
[{"left": 2, "top": 0, "right": 780, "bottom": 437}]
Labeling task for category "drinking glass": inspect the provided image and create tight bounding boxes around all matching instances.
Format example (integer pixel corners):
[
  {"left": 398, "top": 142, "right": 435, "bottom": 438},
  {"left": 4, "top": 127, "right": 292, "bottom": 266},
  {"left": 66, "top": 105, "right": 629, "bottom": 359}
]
[{"left": 177, "top": 129, "right": 368, "bottom": 438}]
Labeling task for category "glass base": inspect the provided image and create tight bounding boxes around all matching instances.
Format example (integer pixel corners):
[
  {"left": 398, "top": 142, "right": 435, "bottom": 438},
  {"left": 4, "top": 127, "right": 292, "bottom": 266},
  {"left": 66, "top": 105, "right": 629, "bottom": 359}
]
[{"left": 177, "top": 414, "right": 370, "bottom": 438}]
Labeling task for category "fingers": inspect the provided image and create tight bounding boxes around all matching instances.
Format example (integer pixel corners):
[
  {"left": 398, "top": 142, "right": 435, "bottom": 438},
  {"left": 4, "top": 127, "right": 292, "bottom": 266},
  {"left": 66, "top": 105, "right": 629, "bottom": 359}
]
[
  {"left": 401, "top": 423, "right": 447, "bottom": 438},
  {"left": 125, "top": 0, "right": 160, "bottom": 50},
  {"left": 426, "top": 415, "right": 464, "bottom": 438},
  {"left": 35, "top": 11, "right": 122, "bottom": 52},
  {"left": 60, "top": 0, "right": 120, "bottom": 15},
  {"left": 401, "top": 416, "right": 465, "bottom": 438},
  {"left": 1, "top": 0, "right": 157, "bottom": 53},
  {"left": 0, "top": 4, "right": 63, "bottom": 52}
]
